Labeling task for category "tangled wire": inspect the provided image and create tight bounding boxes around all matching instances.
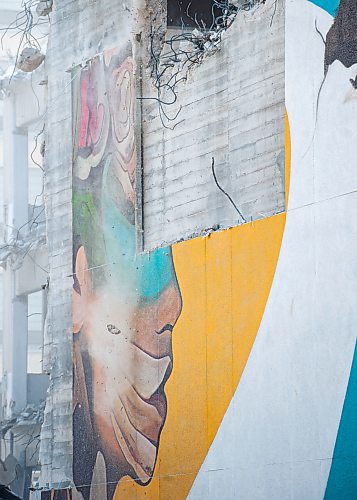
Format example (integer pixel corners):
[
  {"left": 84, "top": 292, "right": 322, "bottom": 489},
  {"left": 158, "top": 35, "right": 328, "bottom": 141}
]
[
  {"left": 146, "top": 0, "right": 260, "bottom": 128},
  {"left": 0, "top": 1, "right": 51, "bottom": 81}
]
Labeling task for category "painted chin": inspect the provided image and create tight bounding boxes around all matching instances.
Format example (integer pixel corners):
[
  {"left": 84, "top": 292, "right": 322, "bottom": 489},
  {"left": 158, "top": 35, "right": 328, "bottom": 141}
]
[
  {"left": 130, "top": 363, "right": 172, "bottom": 484},
  {"left": 110, "top": 360, "right": 172, "bottom": 485},
  {"left": 131, "top": 398, "right": 167, "bottom": 484},
  {"left": 87, "top": 305, "right": 176, "bottom": 484}
]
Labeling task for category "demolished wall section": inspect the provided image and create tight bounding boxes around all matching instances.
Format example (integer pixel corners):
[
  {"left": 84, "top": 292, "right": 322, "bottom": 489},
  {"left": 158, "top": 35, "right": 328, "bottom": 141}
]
[{"left": 141, "top": 0, "right": 285, "bottom": 250}]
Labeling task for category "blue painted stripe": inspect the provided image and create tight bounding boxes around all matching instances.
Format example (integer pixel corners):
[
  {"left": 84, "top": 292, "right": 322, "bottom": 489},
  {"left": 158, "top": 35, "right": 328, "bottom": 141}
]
[
  {"left": 324, "top": 341, "right": 357, "bottom": 500},
  {"left": 308, "top": 0, "right": 339, "bottom": 16}
]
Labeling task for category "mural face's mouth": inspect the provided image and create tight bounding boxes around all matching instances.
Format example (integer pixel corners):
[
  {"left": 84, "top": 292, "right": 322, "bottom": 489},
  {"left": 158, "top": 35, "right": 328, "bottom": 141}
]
[
  {"left": 110, "top": 364, "right": 173, "bottom": 485},
  {"left": 144, "top": 359, "right": 172, "bottom": 440},
  {"left": 145, "top": 382, "right": 168, "bottom": 427}
]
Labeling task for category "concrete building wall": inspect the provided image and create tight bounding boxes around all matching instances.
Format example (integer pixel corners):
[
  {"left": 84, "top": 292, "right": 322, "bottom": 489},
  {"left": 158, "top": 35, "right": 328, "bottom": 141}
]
[{"left": 142, "top": 1, "right": 285, "bottom": 249}]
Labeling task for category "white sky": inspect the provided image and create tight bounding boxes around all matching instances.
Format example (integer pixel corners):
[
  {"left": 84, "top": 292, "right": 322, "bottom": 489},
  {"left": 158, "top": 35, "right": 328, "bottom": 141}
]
[
  {"left": 0, "top": 1, "right": 49, "bottom": 72},
  {"left": 0, "top": 2, "right": 47, "bottom": 375},
  {"left": 0, "top": 1, "right": 23, "bottom": 64}
]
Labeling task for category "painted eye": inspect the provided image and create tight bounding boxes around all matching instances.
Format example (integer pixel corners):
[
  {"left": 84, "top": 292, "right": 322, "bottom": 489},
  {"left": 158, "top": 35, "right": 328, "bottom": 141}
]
[{"left": 107, "top": 324, "right": 121, "bottom": 335}]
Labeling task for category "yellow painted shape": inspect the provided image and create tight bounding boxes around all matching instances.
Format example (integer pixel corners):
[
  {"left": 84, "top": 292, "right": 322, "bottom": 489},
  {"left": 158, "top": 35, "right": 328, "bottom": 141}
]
[
  {"left": 206, "top": 229, "right": 233, "bottom": 443},
  {"left": 115, "top": 112, "right": 291, "bottom": 498}
]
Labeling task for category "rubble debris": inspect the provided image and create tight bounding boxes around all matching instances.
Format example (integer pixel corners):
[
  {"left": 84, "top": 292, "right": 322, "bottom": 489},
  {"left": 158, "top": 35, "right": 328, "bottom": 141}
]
[
  {"left": 36, "top": 0, "right": 53, "bottom": 17},
  {"left": 0, "top": 401, "right": 45, "bottom": 436},
  {"left": 16, "top": 47, "right": 45, "bottom": 73}
]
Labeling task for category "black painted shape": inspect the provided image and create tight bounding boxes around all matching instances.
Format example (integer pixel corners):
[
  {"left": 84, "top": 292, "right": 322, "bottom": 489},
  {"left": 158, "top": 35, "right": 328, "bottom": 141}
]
[{"left": 325, "top": 0, "right": 357, "bottom": 71}]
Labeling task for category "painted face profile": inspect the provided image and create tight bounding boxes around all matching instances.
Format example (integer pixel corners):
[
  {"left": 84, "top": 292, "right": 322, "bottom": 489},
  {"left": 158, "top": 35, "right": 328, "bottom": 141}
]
[{"left": 72, "top": 47, "right": 182, "bottom": 498}]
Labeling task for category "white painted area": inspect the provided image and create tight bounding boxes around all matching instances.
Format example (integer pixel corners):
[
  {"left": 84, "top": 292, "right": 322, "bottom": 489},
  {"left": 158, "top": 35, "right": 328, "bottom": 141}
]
[
  {"left": 314, "top": 60, "right": 357, "bottom": 202},
  {"left": 189, "top": 1, "right": 356, "bottom": 498}
]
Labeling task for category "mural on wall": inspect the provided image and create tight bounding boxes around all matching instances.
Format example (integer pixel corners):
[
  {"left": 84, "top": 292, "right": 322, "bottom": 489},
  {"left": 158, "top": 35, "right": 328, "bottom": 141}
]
[
  {"left": 72, "top": 43, "right": 288, "bottom": 499},
  {"left": 72, "top": 45, "right": 183, "bottom": 499},
  {"left": 71, "top": 1, "right": 356, "bottom": 499}
]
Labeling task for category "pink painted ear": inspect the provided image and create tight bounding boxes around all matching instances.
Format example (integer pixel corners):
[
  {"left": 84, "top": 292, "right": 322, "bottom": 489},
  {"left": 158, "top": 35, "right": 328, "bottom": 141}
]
[{"left": 73, "top": 246, "right": 91, "bottom": 334}]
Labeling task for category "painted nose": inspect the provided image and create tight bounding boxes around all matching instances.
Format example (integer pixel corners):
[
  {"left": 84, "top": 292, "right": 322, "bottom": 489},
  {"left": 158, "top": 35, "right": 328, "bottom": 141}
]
[{"left": 158, "top": 282, "right": 182, "bottom": 332}]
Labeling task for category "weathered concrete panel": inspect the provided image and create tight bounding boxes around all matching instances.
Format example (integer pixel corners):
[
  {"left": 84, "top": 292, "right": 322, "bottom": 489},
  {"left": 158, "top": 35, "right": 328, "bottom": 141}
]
[{"left": 142, "top": 0, "right": 285, "bottom": 250}]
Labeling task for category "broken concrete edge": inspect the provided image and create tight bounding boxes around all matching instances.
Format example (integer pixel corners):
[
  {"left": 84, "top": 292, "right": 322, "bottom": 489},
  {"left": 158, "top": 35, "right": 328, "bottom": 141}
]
[
  {"left": 36, "top": 1, "right": 53, "bottom": 18},
  {"left": 0, "top": 401, "right": 46, "bottom": 436},
  {"left": 139, "top": 0, "right": 264, "bottom": 128},
  {"left": 140, "top": 208, "right": 285, "bottom": 254}
]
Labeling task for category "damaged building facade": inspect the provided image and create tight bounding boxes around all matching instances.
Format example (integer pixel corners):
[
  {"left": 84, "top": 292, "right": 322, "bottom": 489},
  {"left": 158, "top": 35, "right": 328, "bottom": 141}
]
[
  {"left": 0, "top": 1, "right": 49, "bottom": 498},
  {"left": 0, "top": 0, "right": 356, "bottom": 498}
]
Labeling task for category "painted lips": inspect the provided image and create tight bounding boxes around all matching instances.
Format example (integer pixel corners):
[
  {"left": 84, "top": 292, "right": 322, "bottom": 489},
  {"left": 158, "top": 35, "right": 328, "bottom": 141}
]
[
  {"left": 144, "top": 360, "right": 172, "bottom": 429},
  {"left": 143, "top": 324, "right": 174, "bottom": 432}
]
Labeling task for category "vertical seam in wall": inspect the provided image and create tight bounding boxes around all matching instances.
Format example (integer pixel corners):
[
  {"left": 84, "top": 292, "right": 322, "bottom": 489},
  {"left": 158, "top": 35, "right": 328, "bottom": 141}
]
[
  {"left": 230, "top": 229, "right": 233, "bottom": 396},
  {"left": 135, "top": 35, "right": 145, "bottom": 253},
  {"left": 205, "top": 237, "right": 208, "bottom": 457},
  {"left": 69, "top": 62, "right": 74, "bottom": 483}
]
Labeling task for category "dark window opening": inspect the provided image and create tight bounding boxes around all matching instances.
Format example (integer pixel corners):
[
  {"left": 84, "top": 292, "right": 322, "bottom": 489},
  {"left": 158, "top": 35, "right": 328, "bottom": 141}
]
[{"left": 167, "top": 0, "right": 228, "bottom": 30}]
